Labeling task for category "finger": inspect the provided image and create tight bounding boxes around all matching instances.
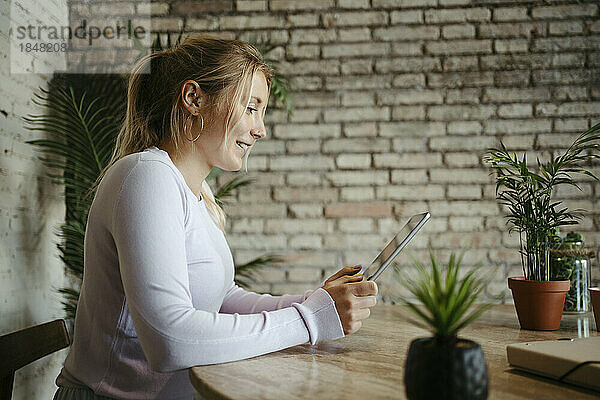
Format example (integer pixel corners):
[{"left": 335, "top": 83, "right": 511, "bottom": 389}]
[
  {"left": 332, "top": 273, "right": 364, "bottom": 285},
  {"left": 355, "top": 295, "right": 377, "bottom": 309},
  {"left": 351, "top": 308, "right": 370, "bottom": 322},
  {"left": 348, "top": 280, "right": 378, "bottom": 297},
  {"left": 327, "top": 265, "right": 362, "bottom": 282},
  {"left": 349, "top": 320, "right": 362, "bottom": 334}
]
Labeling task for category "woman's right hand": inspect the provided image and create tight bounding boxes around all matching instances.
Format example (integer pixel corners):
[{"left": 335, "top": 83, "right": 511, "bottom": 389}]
[{"left": 322, "top": 265, "right": 378, "bottom": 335}]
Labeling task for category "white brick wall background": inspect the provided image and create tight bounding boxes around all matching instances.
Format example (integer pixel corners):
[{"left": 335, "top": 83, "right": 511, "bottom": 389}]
[
  {"left": 191, "top": 0, "right": 600, "bottom": 300},
  {"left": 2, "top": 0, "right": 69, "bottom": 398},
  {"left": 1, "top": 0, "right": 599, "bottom": 396}
]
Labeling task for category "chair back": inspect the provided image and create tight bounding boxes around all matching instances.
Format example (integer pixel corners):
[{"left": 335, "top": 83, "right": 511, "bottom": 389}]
[{"left": 0, "top": 319, "right": 70, "bottom": 400}]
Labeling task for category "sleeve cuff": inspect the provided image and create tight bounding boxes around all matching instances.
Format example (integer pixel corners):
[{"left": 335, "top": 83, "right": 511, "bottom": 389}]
[{"left": 292, "top": 288, "right": 345, "bottom": 345}]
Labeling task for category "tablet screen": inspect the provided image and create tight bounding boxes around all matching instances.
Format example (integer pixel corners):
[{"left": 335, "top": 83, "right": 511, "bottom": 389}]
[{"left": 362, "top": 212, "right": 430, "bottom": 281}]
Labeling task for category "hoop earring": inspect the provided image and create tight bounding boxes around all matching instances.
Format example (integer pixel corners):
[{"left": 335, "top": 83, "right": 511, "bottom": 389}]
[{"left": 185, "top": 115, "right": 204, "bottom": 142}]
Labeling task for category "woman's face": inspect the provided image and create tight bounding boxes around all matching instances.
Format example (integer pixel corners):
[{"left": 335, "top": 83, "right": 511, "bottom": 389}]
[{"left": 198, "top": 71, "right": 269, "bottom": 172}]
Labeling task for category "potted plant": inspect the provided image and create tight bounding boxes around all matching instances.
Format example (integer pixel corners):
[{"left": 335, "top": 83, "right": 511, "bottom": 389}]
[
  {"left": 394, "top": 250, "right": 497, "bottom": 400},
  {"left": 484, "top": 123, "right": 600, "bottom": 330}
]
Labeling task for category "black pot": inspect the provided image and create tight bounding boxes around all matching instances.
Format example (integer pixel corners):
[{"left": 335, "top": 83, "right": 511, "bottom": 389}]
[{"left": 404, "top": 337, "right": 488, "bottom": 400}]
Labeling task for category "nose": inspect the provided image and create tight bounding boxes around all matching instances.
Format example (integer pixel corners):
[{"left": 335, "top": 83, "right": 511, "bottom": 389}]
[
  {"left": 251, "top": 118, "right": 267, "bottom": 140},
  {"left": 251, "top": 129, "right": 266, "bottom": 140}
]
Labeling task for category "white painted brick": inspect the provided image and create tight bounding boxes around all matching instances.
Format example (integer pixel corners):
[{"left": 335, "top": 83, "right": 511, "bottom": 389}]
[
  {"left": 274, "top": 124, "right": 341, "bottom": 139},
  {"left": 391, "top": 169, "right": 428, "bottom": 184},
  {"left": 289, "top": 109, "right": 321, "bottom": 123},
  {"left": 338, "top": 27, "right": 371, "bottom": 42},
  {"left": 287, "top": 266, "right": 323, "bottom": 282},
  {"left": 339, "top": 217, "right": 376, "bottom": 233},
  {"left": 380, "top": 121, "right": 445, "bottom": 137},
  {"left": 392, "top": 73, "right": 426, "bottom": 88},
  {"left": 390, "top": 10, "right": 424, "bottom": 24},
  {"left": 290, "top": 29, "right": 337, "bottom": 44},
  {"left": 493, "top": 7, "right": 528, "bottom": 22},
  {"left": 341, "top": 59, "right": 374, "bottom": 75},
  {"left": 373, "top": 0, "right": 436, "bottom": 7},
  {"left": 428, "top": 72, "right": 494, "bottom": 88},
  {"left": 374, "top": 153, "right": 443, "bottom": 169},
  {"left": 449, "top": 216, "right": 485, "bottom": 231},
  {"left": 289, "top": 204, "right": 324, "bottom": 218},
  {"left": 287, "top": 14, "right": 320, "bottom": 27},
  {"left": 444, "top": 153, "right": 481, "bottom": 167},
  {"left": 321, "top": 11, "right": 388, "bottom": 27},
  {"left": 322, "top": 42, "right": 390, "bottom": 58},
  {"left": 338, "top": 0, "right": 370, "bottom": 9},
  {"left": 442, "top": 24, "right": 475, "bottom": 39},
  {"left": 323, "top": 138, "right": 390, "bottom": 153},
  {"left": 501, "top": 135, "right": 536, "bottom": 149},
  {"left": 340, "top": 187, "right": 376, "bottom": 201},
  {"left": 287, "top": 44, "right": 319, "bottom": 59},
  {"left": 531, "top": 4, "right": 598, "bottom": 19},
  {"left": 325, "top": 171, "right": 389, "bottom": 186},
  {"left": 377, "top": 185, "right": 445, "bottom": 200},
  {"left": 236, "top": 0, "right": 267, "bottom": 11},
  {"left": 378, "top": 89, "right": 443, "bottom": 105},
  {"left": 391, "top": 106, "right": 427, "bottom": 121},
  {"left": 447, "top": 184, "right": 483, "bottom": 200},
  {"left": 494, "top": 39, "right": 528, "bottom": 53},
  {"left": 274, "top": 188, "right": 339, "bottom": 203},
  {"left": 286, "top": 140, "right": 320, "bottom": 154},
  {"left": 286, "top": 172, "right": 323, "bottom": 186},
  {"left": 484, "top": 119, "right": 552, "bottom": 135},
  {"left": 344, "top": 123, "right": 378, "bottom": 137},
  {"left": 549, "top": 21, "right": 584, "bottom": 35},
  {"left": 342, "top": 91, "right": 376, "bottom": 107},
  {"left": 497, "top": 104, "right": 533, "bottom": 118},
  {"left": 447, "top": 121, "right": 483, "bottom": 135},
  {"left": 430, "top": 168, "right": 493, "bottom": 184},
  {"left": 265, "top": 219, "right": 332, "bottom": 234},
  {"left": 325, "top": 75, "right": 393, "bottom": 90},
  {"left": 445, "top": 88, "right": 480, "bottom": 104},
  {"left": 392, "top": 138, "right": 428, "bottom": 152},
  {"left": 336, "top": 154, "right": 372, "bottom": 169},
  {"left": 427, "top": 105, "right": 496, "bottom": 121},
  {"left": 271, "top": 0, "right": 334, "bottom": 10},
  {"left": 555, "top": 119, "right": 589, "bottom": 132},
  {"left": 426, "top": 40, "right": 493, "bottom": 55}
]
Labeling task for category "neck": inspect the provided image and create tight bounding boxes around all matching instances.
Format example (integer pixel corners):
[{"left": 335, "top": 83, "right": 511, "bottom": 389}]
[{"left": 157, "top": 140, "right": 212, "bottom": 199}]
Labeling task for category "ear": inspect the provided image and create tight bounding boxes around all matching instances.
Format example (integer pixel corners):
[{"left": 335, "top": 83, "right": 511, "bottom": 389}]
[{"left": 180, "top": 80, "right": 206, "bottom": 115}]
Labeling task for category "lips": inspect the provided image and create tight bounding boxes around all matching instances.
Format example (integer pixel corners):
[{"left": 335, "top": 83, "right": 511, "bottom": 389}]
[{"left": 236, "top": 141, "right": 251, "bottom": 152}]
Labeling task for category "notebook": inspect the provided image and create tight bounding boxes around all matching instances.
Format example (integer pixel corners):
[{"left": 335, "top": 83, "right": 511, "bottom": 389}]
[{"left": 506, "top": 336, "right": 600, "bottom": 392}]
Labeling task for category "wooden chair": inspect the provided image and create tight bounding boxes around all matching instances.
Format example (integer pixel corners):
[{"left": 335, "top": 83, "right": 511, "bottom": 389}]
[{"left": 0, "top": 319, "right": 70, "bottom": 400}]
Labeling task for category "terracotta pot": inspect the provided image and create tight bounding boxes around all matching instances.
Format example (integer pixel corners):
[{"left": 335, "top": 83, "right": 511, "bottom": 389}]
[
  {"left": 508, "top": 277, "right": 570, "bottom": 330},
  {"left": 404, "top": 337, "right": 488, "bottom": 400},
  {"left": 590, "top": 288, "right": 600, "bottom": 331}
]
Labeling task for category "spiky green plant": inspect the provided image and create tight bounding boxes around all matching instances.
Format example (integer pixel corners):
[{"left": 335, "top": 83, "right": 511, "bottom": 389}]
[
  {"left": 483, "top": 123, "right": 600, "bottom": 281},
  {"left": 24, "top": 32, "right": 293, "bottom": 320},
  {"left": 393, "top": 250, "right": 498, "bottom": 341}
]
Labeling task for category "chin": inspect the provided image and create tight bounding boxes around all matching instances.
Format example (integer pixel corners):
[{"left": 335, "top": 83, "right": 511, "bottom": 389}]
[{"left": 219, "top": 159, "right": 243, "bottom": 172}]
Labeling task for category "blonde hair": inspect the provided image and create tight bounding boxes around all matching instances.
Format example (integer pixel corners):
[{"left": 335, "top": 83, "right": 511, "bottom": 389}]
[{"left": 87, "top": 34, "right": 273, "bottom": 233}]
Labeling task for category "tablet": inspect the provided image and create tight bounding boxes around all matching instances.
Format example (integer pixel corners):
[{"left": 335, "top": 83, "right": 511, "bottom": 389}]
[{"left": 361, "top": 212, "right": 430, "bottom": 281}]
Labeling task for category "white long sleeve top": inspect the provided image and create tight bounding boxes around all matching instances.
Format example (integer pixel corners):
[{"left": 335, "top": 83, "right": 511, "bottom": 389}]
[{"left": 55, "top": 146, "right": 344, "bottom": 399}]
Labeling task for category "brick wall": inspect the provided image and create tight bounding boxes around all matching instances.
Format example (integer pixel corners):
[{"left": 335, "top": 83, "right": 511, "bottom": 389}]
[
  {"left": 1, "top": 0, "right": 69, "bottom": 398},
  {"left": 1, "top": 0, "right": 598, "bottom": 394},
  {"left": 149, "top": 0, "right": 600, "bottom": 301}
]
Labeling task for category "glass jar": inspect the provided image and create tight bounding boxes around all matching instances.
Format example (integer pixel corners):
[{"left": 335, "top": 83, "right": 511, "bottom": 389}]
[{"left": 550, "top": 239, "right": 594, "bottom": 313}]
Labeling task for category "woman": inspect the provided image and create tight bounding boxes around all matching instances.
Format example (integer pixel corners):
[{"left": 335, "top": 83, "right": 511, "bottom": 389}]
[{"left": 53, "top": 34, "right": 377, "bottom": 400}]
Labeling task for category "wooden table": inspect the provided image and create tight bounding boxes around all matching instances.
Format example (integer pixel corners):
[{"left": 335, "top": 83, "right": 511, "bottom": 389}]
[{"left": 189, "top": 304, "right": 599, "bottom": 399}]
